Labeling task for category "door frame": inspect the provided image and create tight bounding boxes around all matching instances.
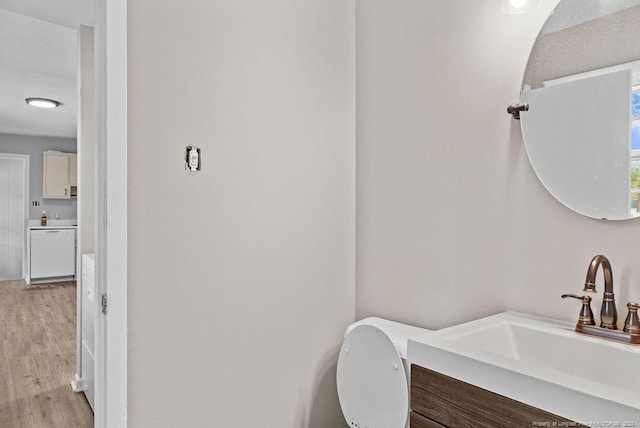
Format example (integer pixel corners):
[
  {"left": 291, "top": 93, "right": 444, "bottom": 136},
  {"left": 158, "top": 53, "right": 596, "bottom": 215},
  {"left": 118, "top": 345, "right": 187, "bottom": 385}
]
[
  {"left": 0, "top": 153, "right": 30, "bottom": 280},
  {"left": 94, "top": 0, "right": 128, "bottom": 426}
]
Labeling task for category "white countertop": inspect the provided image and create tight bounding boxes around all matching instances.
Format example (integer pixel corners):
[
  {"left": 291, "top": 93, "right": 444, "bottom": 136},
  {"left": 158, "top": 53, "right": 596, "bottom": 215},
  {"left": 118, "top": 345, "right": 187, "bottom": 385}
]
[
  {"left": 407, "top": 312, "right": 640, "bottom": 424},
  {"left": 29, "top": 225, "right": 77, "bottom": 230},
  {"left": 27, "top": 219, "right": 77, "bottom": 230}
]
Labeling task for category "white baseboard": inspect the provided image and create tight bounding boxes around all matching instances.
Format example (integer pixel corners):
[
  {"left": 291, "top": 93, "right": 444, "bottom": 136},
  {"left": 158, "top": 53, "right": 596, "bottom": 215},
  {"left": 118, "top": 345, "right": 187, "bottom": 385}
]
[
  {"left": 71, "top": 373, "right": 86, "bottom": 392},
  {"left": 30, "top": 276, "right": 75, "bottom": 284}
]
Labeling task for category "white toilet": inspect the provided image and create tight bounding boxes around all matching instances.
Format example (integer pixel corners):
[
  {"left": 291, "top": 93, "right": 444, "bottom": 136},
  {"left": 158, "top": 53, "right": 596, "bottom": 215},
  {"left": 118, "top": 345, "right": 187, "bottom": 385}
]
[{"left": 336, "top": 317, "right": 432, "bottom": 428}]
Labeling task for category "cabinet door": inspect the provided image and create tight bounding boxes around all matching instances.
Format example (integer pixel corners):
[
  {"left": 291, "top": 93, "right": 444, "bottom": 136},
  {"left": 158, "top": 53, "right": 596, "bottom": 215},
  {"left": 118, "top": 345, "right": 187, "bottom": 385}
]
[
  {"left": 68, "top": 154, "right": 78, "bottom": 186},
  {"left": 411, "top": 365, "right": 585, "bottom": 428},
  {"left": 43, "top": 153, "right": 70, "bottom": 199},
  {"left": 410, "top": 412, "right": 446, "bottom": 428}
]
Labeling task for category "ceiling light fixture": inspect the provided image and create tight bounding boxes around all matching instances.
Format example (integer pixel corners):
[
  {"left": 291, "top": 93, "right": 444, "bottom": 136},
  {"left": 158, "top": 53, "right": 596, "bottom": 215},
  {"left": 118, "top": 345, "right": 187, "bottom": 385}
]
[
  {"left": 25, "top": 98, "right": 61, "bottom": 109},
  {"left": 509, "top": 0, "right": 528, "bottom": 8},
  {"left": 502, "top": 0, "right": 539, "bottom": 14}
]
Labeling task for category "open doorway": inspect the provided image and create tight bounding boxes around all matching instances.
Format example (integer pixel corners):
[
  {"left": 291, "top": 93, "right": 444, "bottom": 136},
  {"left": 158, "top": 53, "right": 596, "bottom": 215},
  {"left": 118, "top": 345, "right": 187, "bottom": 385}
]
[{"left": 0, "top": 2, "right": 98, "bottom": 426}]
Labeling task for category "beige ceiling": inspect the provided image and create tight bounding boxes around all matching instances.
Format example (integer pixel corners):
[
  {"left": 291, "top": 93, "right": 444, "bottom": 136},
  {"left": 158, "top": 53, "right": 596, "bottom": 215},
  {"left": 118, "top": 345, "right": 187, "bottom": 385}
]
[
  {"left": 0, "top": 0, "right": 94, "bottom": 138},
  {"left": 541, "top": 0, "right": 640, "bottom": 35}
]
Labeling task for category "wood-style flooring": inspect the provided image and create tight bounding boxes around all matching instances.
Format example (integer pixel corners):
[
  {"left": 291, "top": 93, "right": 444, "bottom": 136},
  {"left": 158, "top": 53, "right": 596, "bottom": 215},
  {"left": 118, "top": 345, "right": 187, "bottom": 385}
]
[{"left": 0, "top": 280, "right": 93, "bottom": 428}]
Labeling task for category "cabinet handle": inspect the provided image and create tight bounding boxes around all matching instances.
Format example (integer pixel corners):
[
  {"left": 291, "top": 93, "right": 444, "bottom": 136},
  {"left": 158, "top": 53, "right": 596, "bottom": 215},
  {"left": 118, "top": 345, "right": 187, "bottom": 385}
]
[{"left": 65, "top": 188, "right": 67, "bottom": 196}]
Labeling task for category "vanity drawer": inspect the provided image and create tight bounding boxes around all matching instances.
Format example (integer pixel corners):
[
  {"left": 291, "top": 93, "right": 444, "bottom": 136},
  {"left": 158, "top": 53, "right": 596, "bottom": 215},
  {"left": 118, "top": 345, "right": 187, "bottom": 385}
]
[
  {"left": 410, "top": 411, "right": 446, "bottom": 428},
  {"left": 411, "top": 365, "right": 584, "bottom": 428}
]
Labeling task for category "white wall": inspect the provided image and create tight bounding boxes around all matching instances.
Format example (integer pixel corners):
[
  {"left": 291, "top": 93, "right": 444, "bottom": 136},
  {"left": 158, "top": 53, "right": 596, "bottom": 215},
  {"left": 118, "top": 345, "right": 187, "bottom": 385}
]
[
  {"left": 0, "top": 133, "right": 77, "bottom": 219},
  {"left": 0, "top": 0, "right": 95, "bottom": 29},
  {"left": 356, "top": 0, "right": 640, "bottom": 330},
  {"left": 127, "top": 1, "right": 355, "bottom": 427}
]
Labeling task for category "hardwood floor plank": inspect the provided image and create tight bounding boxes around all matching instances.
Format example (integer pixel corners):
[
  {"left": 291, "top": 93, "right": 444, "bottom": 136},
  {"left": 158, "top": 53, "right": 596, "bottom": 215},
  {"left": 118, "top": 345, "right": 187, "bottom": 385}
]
[{"left": 0, "top": 280, "right": 93, "bottom": 427}]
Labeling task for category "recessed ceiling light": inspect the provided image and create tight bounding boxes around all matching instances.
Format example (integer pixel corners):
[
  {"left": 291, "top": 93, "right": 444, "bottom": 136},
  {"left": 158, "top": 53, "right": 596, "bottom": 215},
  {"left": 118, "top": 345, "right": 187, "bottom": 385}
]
[
  {"left": 25, "top": 98, "right": 61, "bottom": 109},
  {"left": 502, "top": 0, "right": 539, "bottom": 13}
]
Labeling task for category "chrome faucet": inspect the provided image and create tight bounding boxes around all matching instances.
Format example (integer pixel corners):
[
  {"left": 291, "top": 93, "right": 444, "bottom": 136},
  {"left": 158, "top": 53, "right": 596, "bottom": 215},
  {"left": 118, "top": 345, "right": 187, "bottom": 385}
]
[{"left": 583, "top": 255, "right": 617, "bottom": 330}]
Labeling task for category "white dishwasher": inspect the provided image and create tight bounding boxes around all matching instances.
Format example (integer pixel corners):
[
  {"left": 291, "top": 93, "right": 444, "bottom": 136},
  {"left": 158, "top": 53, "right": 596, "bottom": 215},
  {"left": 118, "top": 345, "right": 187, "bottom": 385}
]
[{"left": 30, "top": 229, "right": 76, "bottom": 281}]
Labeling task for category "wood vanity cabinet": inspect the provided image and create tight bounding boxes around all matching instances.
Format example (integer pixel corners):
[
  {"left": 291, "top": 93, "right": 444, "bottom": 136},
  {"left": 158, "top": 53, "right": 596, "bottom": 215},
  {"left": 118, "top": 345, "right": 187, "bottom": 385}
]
[
  {"left": 410, "top": 411, "right": 446, "bottom": 428},
  {"left": 410, "top": 365, "right": 585, "bottom": 428}
]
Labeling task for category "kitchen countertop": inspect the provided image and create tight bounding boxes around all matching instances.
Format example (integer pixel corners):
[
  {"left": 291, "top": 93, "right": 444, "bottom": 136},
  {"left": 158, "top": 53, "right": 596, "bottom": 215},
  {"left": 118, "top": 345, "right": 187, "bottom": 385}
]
[
  {"left": 29, "top": 225, "right": 77, "bottom": 230},
  {"left": 27, "top": 219, "right": 77, "bottom": 230}
]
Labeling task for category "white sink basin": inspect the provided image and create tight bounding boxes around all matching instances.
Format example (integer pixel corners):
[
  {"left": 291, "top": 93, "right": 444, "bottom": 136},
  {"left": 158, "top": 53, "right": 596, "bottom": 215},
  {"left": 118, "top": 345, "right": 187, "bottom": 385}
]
[{"left": 407, "top": 312, "right": 640, "bottom": 424}]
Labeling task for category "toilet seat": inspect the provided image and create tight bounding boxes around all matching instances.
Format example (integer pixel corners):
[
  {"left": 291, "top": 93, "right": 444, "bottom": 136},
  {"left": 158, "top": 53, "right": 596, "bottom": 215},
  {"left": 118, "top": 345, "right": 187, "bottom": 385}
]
[{"left": 336, "top": 324, "right": 409, "bottom": 428}]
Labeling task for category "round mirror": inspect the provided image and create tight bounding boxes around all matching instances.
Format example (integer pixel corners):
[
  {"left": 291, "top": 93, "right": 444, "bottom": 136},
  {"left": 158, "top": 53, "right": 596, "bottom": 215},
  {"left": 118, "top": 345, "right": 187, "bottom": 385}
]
[{"left": 520, "top": 0, "right": 640, "bottom": 220}]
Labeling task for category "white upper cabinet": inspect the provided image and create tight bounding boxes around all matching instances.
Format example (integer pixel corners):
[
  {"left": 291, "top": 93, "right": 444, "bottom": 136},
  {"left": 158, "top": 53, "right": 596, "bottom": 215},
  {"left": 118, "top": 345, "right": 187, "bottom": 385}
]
[
  {"left": 43, "top": 151, "right": 77, "bottom": 199},
  {"left": 68, "top": 153, "right": 78, "bottom": 187}
]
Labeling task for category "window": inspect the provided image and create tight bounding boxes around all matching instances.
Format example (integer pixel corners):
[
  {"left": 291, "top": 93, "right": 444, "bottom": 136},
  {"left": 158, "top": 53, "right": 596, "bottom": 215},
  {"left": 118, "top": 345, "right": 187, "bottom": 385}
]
[{"left": 631, "top": 87, "right": 640, "bottom": 213}]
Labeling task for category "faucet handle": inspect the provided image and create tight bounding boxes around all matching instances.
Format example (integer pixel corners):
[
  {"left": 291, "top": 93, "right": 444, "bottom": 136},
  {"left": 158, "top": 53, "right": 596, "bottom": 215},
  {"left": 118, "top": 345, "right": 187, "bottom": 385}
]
[
  {"left": 562, "top": 294, "right": 596, "bottom": 326},
  {"left": 623, "top": 302, "right": 640, "bottom": 335}
]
